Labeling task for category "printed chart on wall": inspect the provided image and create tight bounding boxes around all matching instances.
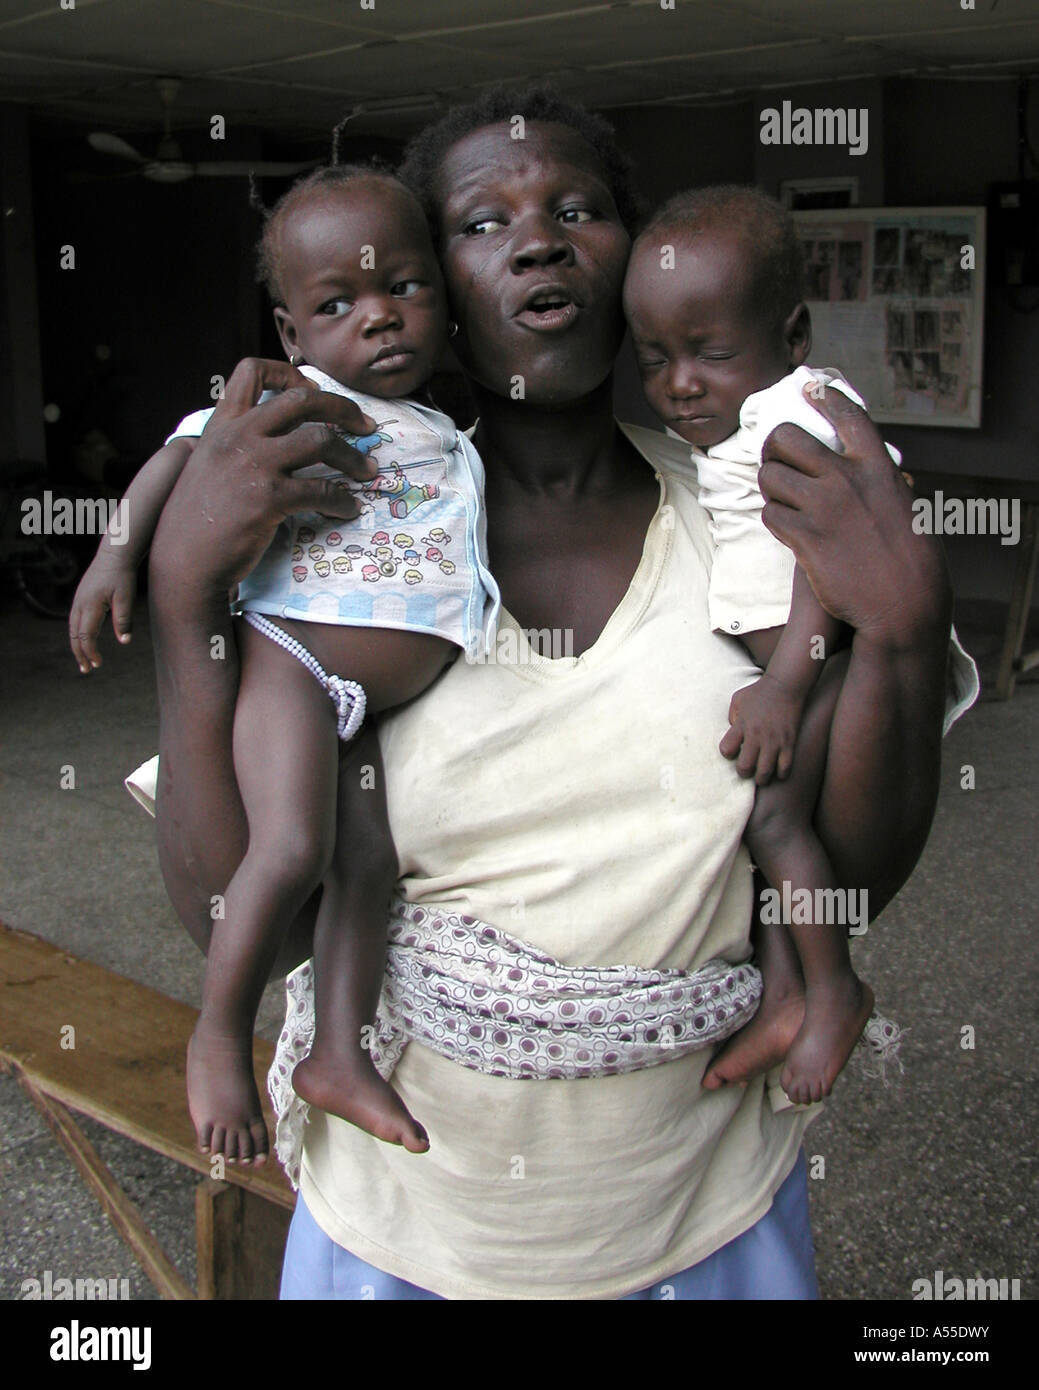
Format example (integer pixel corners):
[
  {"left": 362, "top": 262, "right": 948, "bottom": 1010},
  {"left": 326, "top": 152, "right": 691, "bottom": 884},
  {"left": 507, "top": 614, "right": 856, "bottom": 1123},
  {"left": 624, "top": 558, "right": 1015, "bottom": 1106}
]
[{"left": 793, "top": 207, "right": 986, "bottom": 427}]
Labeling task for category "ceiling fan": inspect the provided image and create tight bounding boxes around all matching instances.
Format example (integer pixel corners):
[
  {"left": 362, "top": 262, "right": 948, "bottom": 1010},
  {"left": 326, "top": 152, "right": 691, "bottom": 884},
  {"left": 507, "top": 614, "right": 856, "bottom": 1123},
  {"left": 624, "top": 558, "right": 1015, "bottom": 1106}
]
[{"left": 86, "top": 77, "right": 318, "bottom": 184}]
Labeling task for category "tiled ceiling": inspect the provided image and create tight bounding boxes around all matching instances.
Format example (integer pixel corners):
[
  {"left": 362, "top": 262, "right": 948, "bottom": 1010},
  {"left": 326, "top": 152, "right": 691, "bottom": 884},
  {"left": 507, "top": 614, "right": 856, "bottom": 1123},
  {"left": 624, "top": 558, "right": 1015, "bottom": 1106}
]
[{"left": 5, "top": 0, "right": 1039, "bottom": 142}]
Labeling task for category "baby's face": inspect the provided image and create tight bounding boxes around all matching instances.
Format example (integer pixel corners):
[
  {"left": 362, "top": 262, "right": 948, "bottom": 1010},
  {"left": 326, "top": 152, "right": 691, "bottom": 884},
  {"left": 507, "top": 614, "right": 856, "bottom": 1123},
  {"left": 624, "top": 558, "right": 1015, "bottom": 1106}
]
[
  {"left": 275, "top": 180, "right": 447, "bottom": 399},
  {"left": 623, "top": 228, "right": 796, "bottom": 450}
]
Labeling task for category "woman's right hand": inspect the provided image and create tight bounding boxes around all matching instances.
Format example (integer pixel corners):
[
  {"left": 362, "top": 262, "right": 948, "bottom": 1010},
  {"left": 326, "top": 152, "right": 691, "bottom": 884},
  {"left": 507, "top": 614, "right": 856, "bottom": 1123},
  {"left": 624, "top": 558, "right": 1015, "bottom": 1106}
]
[{"left": 150, "top": 358, "right": 379, "bottom": 596}]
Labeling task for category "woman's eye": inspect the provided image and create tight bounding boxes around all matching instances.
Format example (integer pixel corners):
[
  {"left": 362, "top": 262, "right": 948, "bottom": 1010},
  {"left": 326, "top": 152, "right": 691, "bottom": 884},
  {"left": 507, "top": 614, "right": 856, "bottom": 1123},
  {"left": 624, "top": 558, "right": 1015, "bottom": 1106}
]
[
  {"left": 558, "top": 208, "right": 594, "bottom": 224},
  {"left": 700, "top": 352, "right": 734, "bottom": 362},
  {"left": 319, "top": 298, "right": 353, "bottom": 317},
  {"left": 391, "top": 280, "right": 422, "bottom": 298},
  {"left": 464, "top": 216, "right": 504, "bottom": 236}
]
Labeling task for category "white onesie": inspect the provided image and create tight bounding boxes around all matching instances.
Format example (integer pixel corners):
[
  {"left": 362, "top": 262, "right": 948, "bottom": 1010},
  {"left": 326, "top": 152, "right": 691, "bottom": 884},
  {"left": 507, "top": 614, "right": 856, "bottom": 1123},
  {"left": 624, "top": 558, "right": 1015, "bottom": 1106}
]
[
  {"left": 688, "top": 364, "right": 900, "bottom": 638},
  {"left": 685, "top": 364, "right": 975, "bottom": 736}
]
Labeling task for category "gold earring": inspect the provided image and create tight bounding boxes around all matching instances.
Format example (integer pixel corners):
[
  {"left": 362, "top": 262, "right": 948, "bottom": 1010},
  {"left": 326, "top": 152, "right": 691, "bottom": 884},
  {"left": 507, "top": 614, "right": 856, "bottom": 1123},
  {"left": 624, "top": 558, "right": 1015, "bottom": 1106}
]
[
  {"left": 447, "top": 322, "right": 459, "bottom": 339},
  {"left": 289, "top": 352, "right": 303, "bottom": 366}
]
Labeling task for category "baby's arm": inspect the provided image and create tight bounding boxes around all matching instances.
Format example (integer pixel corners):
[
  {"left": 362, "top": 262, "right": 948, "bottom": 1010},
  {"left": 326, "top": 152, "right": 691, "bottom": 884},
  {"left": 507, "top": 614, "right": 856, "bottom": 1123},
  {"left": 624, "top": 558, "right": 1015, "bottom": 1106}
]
[
  {"left": 70, "top": 437, "right": 195, "bottom": 671},
  {"left": 720, "top": 565, "right": 844, "bottom": 783}
]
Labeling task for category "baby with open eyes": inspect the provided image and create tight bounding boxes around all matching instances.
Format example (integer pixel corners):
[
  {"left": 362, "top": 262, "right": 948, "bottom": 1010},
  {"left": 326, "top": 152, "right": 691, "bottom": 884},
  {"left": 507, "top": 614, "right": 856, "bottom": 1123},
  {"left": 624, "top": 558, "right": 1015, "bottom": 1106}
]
[
  {"left": 71, "top": 163, "right": 499, "bottom": 1162},
  {"left": 623, "top": 185, "right": 894, "bottom": 1104}
]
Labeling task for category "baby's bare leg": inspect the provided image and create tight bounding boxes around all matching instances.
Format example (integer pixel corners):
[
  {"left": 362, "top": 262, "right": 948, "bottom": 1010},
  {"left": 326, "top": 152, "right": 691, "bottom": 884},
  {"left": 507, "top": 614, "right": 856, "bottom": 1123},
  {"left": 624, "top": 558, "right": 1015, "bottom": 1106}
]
[
  {"left": 702, "top": 868, "right": 806, "bottom": 1092},
  {"left": 188, "top": 619, "right": 341, "bottom": 1163},
  {"left": 291, "top": 727, "right": 430, "bottom": 1152},
  {"left": 279, "top": 622, "right": 450, "bottom": 1151},
  {"left": 704, "top": 650, "right": 871, "bottom": 1098},
  {"left": 744, "top": 650, "right": 873, "bottom": 1104}
]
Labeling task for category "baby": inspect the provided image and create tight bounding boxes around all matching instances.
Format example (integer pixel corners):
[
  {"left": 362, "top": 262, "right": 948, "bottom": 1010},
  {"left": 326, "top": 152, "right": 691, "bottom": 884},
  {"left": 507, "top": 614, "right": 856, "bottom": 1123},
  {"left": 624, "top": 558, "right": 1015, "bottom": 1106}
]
[
  {"left": 623, "top": 184, "right": 889, "bottom": 1105},
  {"left": 70, "top": 163, "right": 499, "bottom": 1161}
]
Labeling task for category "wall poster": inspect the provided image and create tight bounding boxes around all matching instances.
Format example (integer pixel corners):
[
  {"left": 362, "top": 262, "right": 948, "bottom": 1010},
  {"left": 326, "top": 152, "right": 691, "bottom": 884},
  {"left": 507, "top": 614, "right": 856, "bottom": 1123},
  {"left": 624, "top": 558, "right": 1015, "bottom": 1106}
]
[{"left": 793, "top": 207, "right": 986, "bottom": 428}]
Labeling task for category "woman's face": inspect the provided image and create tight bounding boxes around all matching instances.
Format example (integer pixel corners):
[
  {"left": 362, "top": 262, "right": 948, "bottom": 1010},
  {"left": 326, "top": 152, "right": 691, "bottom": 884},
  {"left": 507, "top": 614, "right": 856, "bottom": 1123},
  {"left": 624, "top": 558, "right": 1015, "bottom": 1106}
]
[{"left": 432, "top": 121, "right": 631, "bottom": 406}]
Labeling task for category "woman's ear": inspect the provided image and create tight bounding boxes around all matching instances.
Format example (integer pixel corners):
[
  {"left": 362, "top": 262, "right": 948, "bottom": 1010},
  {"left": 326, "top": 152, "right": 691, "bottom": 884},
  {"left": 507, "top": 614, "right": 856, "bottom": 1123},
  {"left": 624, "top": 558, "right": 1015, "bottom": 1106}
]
[
  {"left": 273, "top": 307, "right": 300, "bottom": 362},
  {"left": 784, "top": 302, "right": 812, "bottom": 367}
]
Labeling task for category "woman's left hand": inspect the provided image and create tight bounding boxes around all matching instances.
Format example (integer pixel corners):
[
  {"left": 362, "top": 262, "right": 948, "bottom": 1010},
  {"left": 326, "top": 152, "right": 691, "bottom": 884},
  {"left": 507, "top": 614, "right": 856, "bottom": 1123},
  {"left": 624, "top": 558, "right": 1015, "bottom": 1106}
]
[{"left": 758, "top": 385, "right": 951, "bottom": 650}]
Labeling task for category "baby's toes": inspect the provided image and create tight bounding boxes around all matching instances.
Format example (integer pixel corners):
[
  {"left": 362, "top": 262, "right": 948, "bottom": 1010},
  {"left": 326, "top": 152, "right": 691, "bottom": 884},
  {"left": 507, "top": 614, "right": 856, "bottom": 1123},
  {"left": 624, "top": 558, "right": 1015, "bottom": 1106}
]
[
  {"left": 401, "top": 1123, "right": 430, "bottom": 1154},
  {"left": 249, "top": 1120, "right": 269, "bottom": 1164},
  {"left": 229, "top": 1128, "right": 251, "bottom": 1164}
]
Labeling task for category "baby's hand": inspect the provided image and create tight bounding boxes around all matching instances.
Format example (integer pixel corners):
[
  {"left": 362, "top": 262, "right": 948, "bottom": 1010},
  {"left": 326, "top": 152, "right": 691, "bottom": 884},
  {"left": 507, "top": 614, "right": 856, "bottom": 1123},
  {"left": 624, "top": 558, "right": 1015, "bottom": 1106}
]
[
  {"left": 719, "top": 673, "right": 805, "bottom": 784},
  {"left": 69, "top": 554, "right": 138, "bottom": 673}
]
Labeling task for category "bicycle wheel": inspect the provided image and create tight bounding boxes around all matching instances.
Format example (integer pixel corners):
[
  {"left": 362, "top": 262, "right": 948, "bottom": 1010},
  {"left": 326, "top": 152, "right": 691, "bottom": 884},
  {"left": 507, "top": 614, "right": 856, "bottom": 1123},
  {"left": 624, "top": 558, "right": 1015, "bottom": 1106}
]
[{"left": 15, "top": 540, "right": 81, "bottom": 619}]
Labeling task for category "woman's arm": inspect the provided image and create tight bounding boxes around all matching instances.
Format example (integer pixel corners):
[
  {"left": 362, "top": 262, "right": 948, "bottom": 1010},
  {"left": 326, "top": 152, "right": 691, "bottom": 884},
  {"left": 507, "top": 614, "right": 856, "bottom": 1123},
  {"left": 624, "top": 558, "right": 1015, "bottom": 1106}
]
[
  {"left": 148, "top": 359, "right": 377, "bottom": 960},
  {"left": 759, "top": 384, "right": 955, "bottom": 914}
]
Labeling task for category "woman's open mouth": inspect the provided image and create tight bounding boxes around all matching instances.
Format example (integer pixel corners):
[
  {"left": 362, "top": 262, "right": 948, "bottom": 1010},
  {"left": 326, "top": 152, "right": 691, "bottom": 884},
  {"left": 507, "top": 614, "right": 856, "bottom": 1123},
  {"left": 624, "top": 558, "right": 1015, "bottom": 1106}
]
[{"left": 514, "top": 285, "right": 580, "bottom": 333}]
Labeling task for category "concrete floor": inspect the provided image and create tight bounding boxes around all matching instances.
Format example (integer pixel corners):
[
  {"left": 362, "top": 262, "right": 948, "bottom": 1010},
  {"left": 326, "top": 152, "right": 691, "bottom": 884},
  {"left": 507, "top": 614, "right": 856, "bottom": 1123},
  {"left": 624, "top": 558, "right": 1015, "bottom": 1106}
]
[{"left": 1, "top": 584, "right": 1036, "bottom": 1302}]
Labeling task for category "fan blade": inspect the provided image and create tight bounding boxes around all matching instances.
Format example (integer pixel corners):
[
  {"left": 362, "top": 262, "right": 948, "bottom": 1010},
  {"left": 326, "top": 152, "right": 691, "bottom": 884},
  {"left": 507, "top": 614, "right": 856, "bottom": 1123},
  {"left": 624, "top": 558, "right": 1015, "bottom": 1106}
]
[
  {"left": 67, "top": 168, "right": 144, "bottom": 185},
  {"left": 192, "top": 160, "right": 318, "bottom": 178},
  {"left": 88, "top": 132, "right": 145, "bottom": 163}
]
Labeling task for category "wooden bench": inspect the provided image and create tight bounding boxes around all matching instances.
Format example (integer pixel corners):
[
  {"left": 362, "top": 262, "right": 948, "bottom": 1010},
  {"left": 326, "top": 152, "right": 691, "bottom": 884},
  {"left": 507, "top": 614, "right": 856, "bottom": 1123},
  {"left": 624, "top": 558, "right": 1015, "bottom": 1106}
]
[
  {"left": 0, "top": 920, "right": 295, "bottom": 1299},
  {"left": 908, "top": 470, "right": 1039, "bottom": 699}
]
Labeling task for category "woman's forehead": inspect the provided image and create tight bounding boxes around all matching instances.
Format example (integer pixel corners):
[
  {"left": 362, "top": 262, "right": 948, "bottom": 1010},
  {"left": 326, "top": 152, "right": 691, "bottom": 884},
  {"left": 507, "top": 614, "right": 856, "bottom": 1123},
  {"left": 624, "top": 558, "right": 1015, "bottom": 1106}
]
[{"left": 436, "top": 121, "right": 611, "bottom": 207}]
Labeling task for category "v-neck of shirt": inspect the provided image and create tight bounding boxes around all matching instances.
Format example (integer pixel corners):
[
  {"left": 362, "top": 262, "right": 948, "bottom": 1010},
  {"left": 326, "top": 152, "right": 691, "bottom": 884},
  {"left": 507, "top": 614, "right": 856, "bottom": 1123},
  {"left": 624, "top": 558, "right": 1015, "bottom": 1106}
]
[{"left": 491, "top": 421, "right": 674, "bottom": 680}]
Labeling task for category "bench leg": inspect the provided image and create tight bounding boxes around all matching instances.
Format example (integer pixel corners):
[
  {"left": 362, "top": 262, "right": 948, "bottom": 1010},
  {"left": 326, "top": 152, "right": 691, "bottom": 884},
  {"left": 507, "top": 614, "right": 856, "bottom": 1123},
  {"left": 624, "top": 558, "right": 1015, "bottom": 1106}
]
[
  {"left": 196, "top": 1178, "right": 293, "bottom": 1300},
  {"left": 17, "top": 1070, "right": 197, "bottom": 1300},
  {"left": 995, "top": 501, "right": 1039, "bottom": 700}
]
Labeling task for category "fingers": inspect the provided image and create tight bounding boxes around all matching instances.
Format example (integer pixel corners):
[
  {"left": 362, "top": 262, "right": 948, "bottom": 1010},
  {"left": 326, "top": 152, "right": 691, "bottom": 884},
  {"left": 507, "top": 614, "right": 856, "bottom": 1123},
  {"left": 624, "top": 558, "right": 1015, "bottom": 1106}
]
[
  {"left": 758, "top": 456, "right": 815, "bottom": 512},
  {"left": 735, "top": 733, "right": 762, "bottom": 781},
  {"left": 274, "top": 418, "right": 380, "bottom": 483},
  {"left": 214, "top": 358, "right": 315, "bottom": 420},
  {"left": 760, "top": 420, "right": 832, "bottom": 479},
  {"left": 69, "top": 594, "right": 107, "bottom": 673},
  {"left": 719, "top": 722, "right": 743, "bottom": 761},
  {"left": 753, "top": 742, "right": 779, "bottom": 786},
  {"left": 759, "top": 496, "right": 807, "bottom": 554},
  {"left": 280, "top": 474, "right": 367, "bottom": 522},
  {"left": 110, "top": 574, "right": 136, "bottom": 644},
  {"left": 800, "top": 383, "right": 887, "bottom": 465},
  {"left": 251, "top": 382, "right": 377, "bottom": 443}
]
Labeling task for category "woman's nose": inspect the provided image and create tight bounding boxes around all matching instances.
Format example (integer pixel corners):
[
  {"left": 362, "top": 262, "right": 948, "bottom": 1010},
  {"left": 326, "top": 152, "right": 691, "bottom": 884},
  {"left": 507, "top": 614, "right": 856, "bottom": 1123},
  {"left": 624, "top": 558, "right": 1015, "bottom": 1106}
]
[{"left": 509, "top": 213, "right": 574, "bottom": 271}]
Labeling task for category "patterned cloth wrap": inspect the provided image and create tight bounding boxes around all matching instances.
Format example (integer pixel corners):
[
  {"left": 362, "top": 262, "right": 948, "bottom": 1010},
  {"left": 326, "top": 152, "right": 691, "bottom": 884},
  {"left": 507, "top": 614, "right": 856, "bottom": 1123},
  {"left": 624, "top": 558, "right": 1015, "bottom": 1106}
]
[
  {"left": 268, "top": 896, "right": 903, "bottom": 1189},
  {"left": 268, "top": 897, "right": 764, "bottom": 1187}
]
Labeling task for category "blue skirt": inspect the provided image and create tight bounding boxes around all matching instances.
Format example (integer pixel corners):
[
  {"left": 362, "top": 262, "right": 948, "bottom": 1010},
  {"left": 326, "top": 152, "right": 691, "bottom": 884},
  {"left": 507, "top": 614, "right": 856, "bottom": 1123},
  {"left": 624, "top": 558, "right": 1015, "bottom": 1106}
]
[{"left": 280, "top": 1148, "right": 818, "bottom": 1300}]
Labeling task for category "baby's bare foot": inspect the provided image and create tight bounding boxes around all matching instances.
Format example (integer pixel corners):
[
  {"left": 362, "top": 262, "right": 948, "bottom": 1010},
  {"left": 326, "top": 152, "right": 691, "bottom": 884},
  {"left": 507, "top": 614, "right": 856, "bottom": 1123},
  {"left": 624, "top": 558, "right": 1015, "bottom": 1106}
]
[
  {"left": 186, "top": 1021, "right": 269, "bottom": 1165},
  {"left": 292, "top": 1049, "right": 429, "bottom": 1153},
  {"left": 779, "top": 975, "right": 875, "bottom": 1106},
  {"left": 702, "top": 985, "right": 806, "bottom": 1091}
]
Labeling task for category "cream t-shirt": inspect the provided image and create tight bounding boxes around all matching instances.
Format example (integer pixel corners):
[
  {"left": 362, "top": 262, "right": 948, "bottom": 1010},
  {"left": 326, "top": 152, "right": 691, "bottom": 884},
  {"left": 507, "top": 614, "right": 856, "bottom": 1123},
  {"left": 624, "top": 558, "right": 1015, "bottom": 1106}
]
[{"left": 298, "top": 422, "right": 814, "bottom": 1299}]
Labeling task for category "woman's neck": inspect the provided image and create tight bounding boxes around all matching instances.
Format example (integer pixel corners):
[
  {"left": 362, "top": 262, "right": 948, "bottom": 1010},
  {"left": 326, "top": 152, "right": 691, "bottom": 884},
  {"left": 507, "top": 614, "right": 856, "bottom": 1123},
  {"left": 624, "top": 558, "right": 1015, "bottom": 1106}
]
[{"left": 471, "top": 376, "right": 631, "bottom": 500}]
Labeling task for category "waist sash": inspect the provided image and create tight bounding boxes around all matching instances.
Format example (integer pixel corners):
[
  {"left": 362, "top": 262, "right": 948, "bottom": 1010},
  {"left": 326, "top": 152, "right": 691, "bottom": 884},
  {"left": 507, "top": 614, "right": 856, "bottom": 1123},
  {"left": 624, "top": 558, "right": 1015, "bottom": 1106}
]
[{"left": 268, "top": 898, "right": 762, "bottom": 1187}]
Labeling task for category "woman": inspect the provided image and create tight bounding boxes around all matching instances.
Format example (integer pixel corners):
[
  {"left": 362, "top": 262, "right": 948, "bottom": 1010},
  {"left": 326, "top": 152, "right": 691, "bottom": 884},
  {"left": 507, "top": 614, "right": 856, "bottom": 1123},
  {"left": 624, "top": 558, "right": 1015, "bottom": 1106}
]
[{"left": 145, "top": 88, "right": 973, "bottom": 1299}]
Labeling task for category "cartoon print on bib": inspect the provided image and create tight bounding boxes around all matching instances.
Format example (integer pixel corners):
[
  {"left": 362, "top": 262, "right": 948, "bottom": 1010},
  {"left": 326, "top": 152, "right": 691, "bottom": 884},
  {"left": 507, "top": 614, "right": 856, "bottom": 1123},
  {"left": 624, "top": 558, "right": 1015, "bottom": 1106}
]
[
  {"left": 280, "top": 413, "right": 456, "bottom": 594},
  {"left": 166, "top": 364, "right": 499, "bottom": 656}
]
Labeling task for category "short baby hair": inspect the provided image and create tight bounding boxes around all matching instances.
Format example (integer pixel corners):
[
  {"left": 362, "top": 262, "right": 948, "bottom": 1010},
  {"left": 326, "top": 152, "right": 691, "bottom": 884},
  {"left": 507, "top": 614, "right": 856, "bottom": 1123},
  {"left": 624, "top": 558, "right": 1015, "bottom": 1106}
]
[
  {"left": 398, "top": 82, "right": 643, "bottom": 242},
  {"left": 254, "top": 160, "right": 407, "bottom": 306},
  {"left": 639, "top": 184, "right": 805, "bottom": 329}
]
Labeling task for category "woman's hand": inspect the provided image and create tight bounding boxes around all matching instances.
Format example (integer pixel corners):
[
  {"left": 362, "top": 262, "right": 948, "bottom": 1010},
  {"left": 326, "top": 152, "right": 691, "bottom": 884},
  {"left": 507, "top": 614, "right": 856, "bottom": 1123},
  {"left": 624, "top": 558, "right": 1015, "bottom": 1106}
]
[
  {"left": 150, "top": 358, "right": 379, "bottom": 597},
  {"left": 758, "top": 385, "right": 951, "bottom": 650}
]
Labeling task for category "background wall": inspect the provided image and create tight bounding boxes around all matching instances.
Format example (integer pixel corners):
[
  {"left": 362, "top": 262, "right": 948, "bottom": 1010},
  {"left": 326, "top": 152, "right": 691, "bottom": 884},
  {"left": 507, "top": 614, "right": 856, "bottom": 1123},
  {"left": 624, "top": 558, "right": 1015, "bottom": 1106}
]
[
  {"left": 613, "top": 76, "right": 1039, "bottom": 611},
  {"left": 18, "top": 77, "right": 1039, "bottom": 607}
]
